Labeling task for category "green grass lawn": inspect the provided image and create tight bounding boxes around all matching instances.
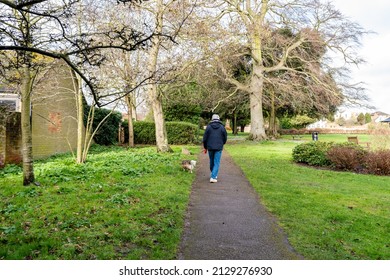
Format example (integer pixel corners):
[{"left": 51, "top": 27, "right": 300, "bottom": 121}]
[
  {"left": 231, "top": 132, "right": 374, "bottom": 145},
  {"left": 0, "top": 145, "right": 198, "bottom": 260},
  {"left": 1, "top": 136, "right": 389, "bottom": 260},
  {"left": 226, "top": 140, "right": 390, "bottom": 260},
  {"left": 279, "top": 133, "right": 372, "bottom": 143}
]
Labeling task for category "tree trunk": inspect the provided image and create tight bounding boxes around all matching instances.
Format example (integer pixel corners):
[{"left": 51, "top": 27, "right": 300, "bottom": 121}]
[
  {"left": 232, "top": 110, "right": 238, "bottom": 135},
  {"left": 247, "top": 2, "right": 268, "bottom": 141},
  {"left": 21, "top": 66, "right": 35, "bottom": 185},
  {"left": 248, "top": 93, "right": 267, "bottom": 140},
  {"left": 268, "top": 87, "right": 278, "bottom": 139},
  {"left": 125, "top": 95, "right": 135, "bottom": 147},
  {"left": 248, "top": 65, "right": 267, "bottom": 140},
  {"left": 82, "top": 105, "right": 94, "bottom": 163},
  {"left": 150, "top": 87, "right": 172, "bottom": 152},
  {"left": 146, "top": 0, "right": 172, "bottom": 153},
  {"left": 76, "top": 75, "right": 84, "bottom": 164}
]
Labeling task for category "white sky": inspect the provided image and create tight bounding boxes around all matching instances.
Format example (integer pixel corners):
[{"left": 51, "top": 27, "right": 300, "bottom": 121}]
[{"left": 330, "top": 0, "right": 390, "bottom": 114}]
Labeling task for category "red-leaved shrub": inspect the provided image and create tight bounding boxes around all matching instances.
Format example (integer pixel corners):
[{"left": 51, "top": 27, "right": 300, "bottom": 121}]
[
  {"left": 364, "top": 149, "right": 390, "bottom": 176},
  {"left": 326, "top": 144, "right": 367, "bottom": 172}
]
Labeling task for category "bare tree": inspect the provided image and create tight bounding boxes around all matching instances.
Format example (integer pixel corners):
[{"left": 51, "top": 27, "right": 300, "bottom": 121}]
[
  {"left": 133, "top": 0, "right": 198, "bottom": 152},
  {"left": 0, "top": 0, "right": 152, "bottom": 184},
  {"left": 87, "top": 6, "right": 149, "bottom": 148},
  {"left": 90, "top": 48, "right": 147, "bottom": 148},
  {"left": 201, "top": 0, "right": 369, "bottom": 141}
]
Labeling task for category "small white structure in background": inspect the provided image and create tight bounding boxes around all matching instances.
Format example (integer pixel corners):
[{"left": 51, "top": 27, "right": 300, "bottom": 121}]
[
  {"left": 307, "top": 119, "right": 327, "bottom": 129},
  {"left": 334, "top": 109, "right": 357, "bottom": 120}
]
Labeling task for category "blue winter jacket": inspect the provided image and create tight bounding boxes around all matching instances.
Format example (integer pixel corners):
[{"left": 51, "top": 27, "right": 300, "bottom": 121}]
[{"left": 202, "top": 120, "right": 227, "bottom": 151}]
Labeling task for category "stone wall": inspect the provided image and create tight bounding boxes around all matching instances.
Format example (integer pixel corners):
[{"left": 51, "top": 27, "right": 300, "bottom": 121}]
[
  {"left": 0, "top": 60, "right": 79, "bottom": 167},
  {"left": 0, "top": 112, "right": 22, "bottom": 168},
  {"left": 31, "top": 61, "right": 79, "bottom": 159},
  {"left": 6, "top": 113, "right": 22, "bottom": 164}
]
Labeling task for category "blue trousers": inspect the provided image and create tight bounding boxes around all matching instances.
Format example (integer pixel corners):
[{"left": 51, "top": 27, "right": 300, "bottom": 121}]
[{"left": 208, "top": 150, "right": 222, "bottom": 179}]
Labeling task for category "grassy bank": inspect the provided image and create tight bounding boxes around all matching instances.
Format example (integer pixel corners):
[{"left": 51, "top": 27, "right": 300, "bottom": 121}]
[
  {"left": 226, "top": 140, "right": 390, "bottom": 259},
  {"left": 0, "top": 145, "right": 197, "bottom": 260}
]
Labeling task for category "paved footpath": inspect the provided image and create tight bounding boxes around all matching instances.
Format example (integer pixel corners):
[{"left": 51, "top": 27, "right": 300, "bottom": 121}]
[{"left": 178, "top": 150, "right": 302, "bottom": 260}]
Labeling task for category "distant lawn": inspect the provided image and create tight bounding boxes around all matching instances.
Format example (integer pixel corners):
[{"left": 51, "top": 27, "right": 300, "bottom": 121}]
[
  {"left": 279, "top": 132, "right": 372, "bottom": 143},
  {"left": 226, "top": 140, "right": 390, "bottom": 260},
  {"left": 0, "top": 145, "right": 197, "bottom": 260},
  {"left": 229, "top": 132, "right": 374, "bottom": 145}
]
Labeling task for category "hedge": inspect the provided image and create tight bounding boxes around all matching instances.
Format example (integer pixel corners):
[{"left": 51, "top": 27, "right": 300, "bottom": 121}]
[
  {"left": 84, "top": 106, "right": 122, "bottom": 146},
  {"left": 122, "top": 121, "right": 199, "bottom": 145}
]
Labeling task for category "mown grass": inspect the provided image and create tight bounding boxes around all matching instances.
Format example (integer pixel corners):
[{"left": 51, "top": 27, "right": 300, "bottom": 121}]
[
  {"left": 279, "top": 133, "right": 372, "bottom": 143},
  {"left": 2, "top": 135, "right": 388, "bottom": 260},
  {"left": 226, "top": 140, "right": 390, "bottom": 260},
  {"left": 0, "top": 145, "right": 198, "bottom": 260}
]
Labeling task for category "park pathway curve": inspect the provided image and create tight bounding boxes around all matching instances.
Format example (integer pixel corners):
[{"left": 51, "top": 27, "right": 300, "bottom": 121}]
[{"left": 178, "top": 150, "right": 302, "bottom": 260}]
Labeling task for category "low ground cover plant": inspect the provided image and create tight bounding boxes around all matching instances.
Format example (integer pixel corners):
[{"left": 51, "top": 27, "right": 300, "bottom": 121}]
[{"left": 0, "top": 145, "right": 197, "bottom": 260}]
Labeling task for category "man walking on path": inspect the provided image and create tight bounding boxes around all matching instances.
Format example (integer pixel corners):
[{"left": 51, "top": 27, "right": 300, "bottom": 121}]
[{"left": 202, "top": 114, "right": 227, "bottom": 183}]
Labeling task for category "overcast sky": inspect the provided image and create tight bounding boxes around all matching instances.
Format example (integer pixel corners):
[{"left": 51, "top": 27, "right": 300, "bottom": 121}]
[{"left": 330, "top": 0, "right": 390, "bottom": 113}]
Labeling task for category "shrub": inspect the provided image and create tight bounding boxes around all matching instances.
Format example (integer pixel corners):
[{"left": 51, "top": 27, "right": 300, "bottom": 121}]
[
  {"left": 167, "top": 122, "right": 199, "bottom": 144},
  {"left": 133, "top": 122, "right": 155, "bottom": 144},
  {"left": 84, "top": 106, "right": 122, "bottom": 145},
  {"left": 292, "top": 141, "right": 334, "bottom": 166},
  {"left": 163, "top": 104, "right": 202, "bottom": 126},
  {"left": 280, "top": 117, "right": 293, "bottom": 129},
  {"left": 364, "top": 149, "right": 390, "bottom": 176},
  {"left": 293, "top": 140, "right": 390, "bottom": 176},
  {"left": 131, "top": 121, "right": 199, "bottom": 145},
  {"left": 326, "top": 143, "right": 367, "bottom": 172}
]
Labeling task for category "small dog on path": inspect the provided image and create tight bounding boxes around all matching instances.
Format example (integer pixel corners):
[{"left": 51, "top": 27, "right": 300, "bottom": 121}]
[{"left": 182, "top": 160, "right": 197, "bottom": 173}]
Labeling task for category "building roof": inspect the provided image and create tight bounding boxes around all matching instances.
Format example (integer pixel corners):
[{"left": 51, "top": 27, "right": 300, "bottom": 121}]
[
  {"left": 372, "top": 111, "right": 389, "bottom": 116},
  {"left": 381, "top": 117, "right": 390, "bottom": 123}
]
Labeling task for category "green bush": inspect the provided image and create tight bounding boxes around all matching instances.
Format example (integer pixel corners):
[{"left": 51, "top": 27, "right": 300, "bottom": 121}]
[
  {"left": 84, "top": 106, "right": 122, "bottom": 145},
  {"left": 280, "top": 117, "right": 293, "bottom": 129},
  {"left": 133, "top": 122, "right": 155, "bottom": 144},
  {"left": 292, "top": 141, "right": 334, "bottom": 166},
  {"left": 280, "top": 115, "right": 315, "bottom": 129},
  {"left": 167, "top": 122, "right": 199, "bottom": 144},
  {"left": 127, "top": 121, "right": 199, "bottom": 145},
  {"left": 163, "top": 104, "right": 202, "bottom": 126}
]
